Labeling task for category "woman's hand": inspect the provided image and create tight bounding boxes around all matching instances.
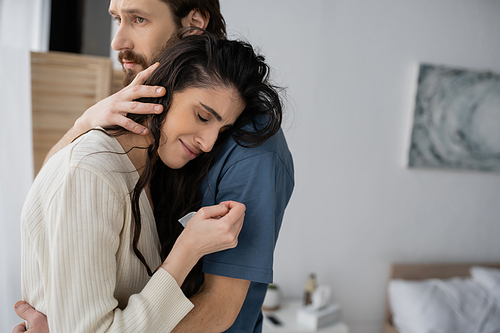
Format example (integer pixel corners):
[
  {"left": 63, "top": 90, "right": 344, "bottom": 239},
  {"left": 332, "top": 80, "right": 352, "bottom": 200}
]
[
  {"left": 182, "top": 201, "right": 245, "bottom": 256},
  {"left": 160, "top": 201, "right": 245, "bottom": 286},
  {"left": 73, "top": 63, "right": 166, "bottom": 135}
]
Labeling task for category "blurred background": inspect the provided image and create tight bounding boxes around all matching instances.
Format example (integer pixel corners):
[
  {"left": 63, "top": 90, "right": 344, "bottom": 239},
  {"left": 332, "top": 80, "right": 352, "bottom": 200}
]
[{"left": 1, "top": 1, "right": 500, "bottom": 332}]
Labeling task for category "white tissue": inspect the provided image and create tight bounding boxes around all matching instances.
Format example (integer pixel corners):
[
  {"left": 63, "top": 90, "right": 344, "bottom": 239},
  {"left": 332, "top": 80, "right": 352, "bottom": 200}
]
[
  {"left": 178, "top": 212, "right": 196, "bottom": 228},
  {"left": 311, "top": 285, "right": 332, "bottom": 310}
]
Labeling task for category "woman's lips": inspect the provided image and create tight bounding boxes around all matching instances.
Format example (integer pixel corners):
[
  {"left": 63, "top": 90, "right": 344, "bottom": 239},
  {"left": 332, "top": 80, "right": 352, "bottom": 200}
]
[{"left": 180, "top": 140, "right": 199, "bottom": 160}]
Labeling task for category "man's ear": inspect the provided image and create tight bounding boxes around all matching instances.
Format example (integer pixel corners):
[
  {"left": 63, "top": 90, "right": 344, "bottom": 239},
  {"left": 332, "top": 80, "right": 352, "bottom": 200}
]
[{"left": 181, "top": 9, "right": 210, "bottom": 35}]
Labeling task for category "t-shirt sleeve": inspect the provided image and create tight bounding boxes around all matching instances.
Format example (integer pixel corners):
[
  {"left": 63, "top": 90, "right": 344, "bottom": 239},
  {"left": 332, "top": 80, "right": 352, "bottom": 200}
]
[
  {"left": 43, "top": 167, "right": 193, "bottom": 333},
  {"left": 202, "top": 151, "right": 294, "bottom": 284}
]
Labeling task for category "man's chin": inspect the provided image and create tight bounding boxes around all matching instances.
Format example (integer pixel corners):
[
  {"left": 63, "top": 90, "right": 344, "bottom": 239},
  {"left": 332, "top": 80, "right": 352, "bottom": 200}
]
[{"left": 122, "top": 67, "right": 141, "bottom": 86}]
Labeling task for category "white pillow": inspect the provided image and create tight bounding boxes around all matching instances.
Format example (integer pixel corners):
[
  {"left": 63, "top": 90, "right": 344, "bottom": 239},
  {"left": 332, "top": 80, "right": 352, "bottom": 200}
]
[
  {"left": 471, "top": 266, "right": 500, "bottom": 291},
  {"left": 471, "top": 266, "right": 500, "bottom": 309},
  {"left": 389, "top": 277, "right": 500, "bottom": 333}
]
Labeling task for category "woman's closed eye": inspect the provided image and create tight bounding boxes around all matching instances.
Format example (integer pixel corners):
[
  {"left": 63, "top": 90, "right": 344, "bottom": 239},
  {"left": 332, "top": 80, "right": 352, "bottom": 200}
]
[{"left": 197, "top": 113, "right": 209, "bottom": 123}]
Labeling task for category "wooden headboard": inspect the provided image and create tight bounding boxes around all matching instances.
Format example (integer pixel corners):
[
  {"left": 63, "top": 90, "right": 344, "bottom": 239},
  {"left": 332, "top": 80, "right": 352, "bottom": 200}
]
[{"left": 383, "top": 262, "right": 500, "bottom": 333}]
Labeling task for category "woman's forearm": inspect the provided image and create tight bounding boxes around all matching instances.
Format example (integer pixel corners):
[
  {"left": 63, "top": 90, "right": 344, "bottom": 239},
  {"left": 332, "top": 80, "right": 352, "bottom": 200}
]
[{"left": 160, "top": 237, "right": 201, "bottom": 287}]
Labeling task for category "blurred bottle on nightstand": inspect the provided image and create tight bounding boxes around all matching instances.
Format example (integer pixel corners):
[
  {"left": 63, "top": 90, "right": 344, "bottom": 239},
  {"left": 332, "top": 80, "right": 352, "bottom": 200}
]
[{"left": 303, "top": 273, "right": 317, "bottom": 306}]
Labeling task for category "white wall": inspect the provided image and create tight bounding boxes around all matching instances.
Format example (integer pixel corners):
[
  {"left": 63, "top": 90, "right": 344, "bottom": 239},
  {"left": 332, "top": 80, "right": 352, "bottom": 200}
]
[
  {"left": 0, "top": 0, "right": 51, "bottom": 331},
  {"left": 110, "top": 19, "right": 121, "bottom": 69},
  {"left": 220, "top": 1, "right": 500, "bottom": 332}
]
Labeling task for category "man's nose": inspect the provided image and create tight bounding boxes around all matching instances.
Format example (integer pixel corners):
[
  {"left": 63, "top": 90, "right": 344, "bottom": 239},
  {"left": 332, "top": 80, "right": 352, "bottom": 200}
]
[{"left": 111, "top": 24, "right": 133, "bottom": 51}]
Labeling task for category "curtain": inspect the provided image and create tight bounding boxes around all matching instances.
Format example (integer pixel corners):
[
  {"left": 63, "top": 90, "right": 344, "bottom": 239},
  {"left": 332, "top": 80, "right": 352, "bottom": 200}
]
[{"left": 0, "top": 0, "right": 50, "bottom": 330}]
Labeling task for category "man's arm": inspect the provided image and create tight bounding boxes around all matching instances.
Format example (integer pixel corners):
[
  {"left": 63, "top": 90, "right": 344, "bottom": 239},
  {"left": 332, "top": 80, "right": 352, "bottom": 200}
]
[
  {"left": 13, "top": 275, "right": 250, "bottom": 333},
  {"left": 171, "top": 274, "right": 251, "bottom": 333},
  {"left": 12, "top": 301, "right": 48, "bottom": 333},
  {"left": 42, "top": 63, "right": 165, "bottom": 165}
]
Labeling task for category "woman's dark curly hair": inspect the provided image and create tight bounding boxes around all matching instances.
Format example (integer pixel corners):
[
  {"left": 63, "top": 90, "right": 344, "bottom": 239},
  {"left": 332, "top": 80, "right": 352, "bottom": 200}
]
[{"left": 108, "top": 33, "right": 282, "bottom": 296}]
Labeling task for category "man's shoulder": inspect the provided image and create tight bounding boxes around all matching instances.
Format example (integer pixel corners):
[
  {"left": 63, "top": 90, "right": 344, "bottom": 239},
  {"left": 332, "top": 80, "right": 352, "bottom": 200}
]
[{"left": 216, "top": 128, "right": 293, "bottom": 168}]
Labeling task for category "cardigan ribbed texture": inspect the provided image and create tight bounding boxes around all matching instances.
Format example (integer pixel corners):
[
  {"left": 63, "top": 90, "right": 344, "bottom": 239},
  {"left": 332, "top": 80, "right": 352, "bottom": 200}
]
[{"left": 21, "top": 129, "right": 193, "bottom": 333}]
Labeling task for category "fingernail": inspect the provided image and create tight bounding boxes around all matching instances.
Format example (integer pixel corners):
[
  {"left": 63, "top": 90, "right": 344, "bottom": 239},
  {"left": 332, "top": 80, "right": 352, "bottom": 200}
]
[
  {"left": 15, "top": 301, "right": 26, "bottom": 309},
  {"left": 156, "top": 88, "right": 163, "bottom": 94},
  {"left": 154, "top": 105, "right": 161, "bottom": 112}
]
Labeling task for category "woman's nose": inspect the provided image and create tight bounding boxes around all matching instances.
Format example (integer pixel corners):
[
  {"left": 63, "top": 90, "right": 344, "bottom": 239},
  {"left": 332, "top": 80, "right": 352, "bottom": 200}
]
[{"left": 196, "top": 129, "right": 220, "bottom": 153}]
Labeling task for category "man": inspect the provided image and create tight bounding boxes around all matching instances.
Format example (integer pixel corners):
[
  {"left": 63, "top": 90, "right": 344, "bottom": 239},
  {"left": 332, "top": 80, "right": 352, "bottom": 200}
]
[{"left": 14, "top": 1, "right": 294, "bottom": 332}]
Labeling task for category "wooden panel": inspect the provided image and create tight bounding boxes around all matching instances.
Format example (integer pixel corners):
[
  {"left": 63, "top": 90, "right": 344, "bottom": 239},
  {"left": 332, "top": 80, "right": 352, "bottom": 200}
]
[
  {"left": 383, "top": 262, "right": 500, "bottom": 333},
  {"left": 31, "top": 51, "right": 113, "bottom": 175}
]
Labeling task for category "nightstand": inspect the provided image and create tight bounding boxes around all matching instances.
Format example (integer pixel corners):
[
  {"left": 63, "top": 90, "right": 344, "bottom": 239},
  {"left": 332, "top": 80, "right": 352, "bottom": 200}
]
[{"left": 262, "top": 300, "right": 349, "bottom": 333}]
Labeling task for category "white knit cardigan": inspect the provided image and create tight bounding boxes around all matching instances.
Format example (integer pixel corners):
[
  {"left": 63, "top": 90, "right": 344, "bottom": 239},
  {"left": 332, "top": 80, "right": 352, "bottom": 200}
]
[{"left": 21, "top": 130, "right": 193, "bottom": 333}]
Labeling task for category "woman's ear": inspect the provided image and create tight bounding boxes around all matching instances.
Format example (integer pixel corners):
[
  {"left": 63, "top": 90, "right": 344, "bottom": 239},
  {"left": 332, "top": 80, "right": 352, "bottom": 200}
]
[{"left": 180, "top": 9, "right": 210, "bottom": 35}]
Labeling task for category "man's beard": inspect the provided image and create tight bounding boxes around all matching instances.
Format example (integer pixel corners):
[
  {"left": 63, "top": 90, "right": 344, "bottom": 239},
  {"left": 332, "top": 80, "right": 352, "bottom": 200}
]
[
  {"left": 118, "top": 50, "right": 149, "bottom": 86},
  {"left": 117, "top": 34, "right": 181, "bottom": 86}
]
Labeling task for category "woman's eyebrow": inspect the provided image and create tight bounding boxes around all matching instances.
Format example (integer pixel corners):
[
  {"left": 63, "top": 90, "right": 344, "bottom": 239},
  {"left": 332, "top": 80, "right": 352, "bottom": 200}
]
[{"left": 200, "top": 102, "right": 222, "bottom": 121}]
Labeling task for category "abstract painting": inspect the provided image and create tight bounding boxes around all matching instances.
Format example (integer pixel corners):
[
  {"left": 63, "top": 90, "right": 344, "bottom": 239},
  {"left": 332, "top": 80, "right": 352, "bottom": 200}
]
[{"left": 408, "top": 64, "right": 500, "bottom": 172}]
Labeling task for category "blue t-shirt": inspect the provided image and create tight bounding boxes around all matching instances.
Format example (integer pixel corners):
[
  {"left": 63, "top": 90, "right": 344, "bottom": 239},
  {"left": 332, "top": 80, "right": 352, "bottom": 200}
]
[{"left": 200, "top": 127, "right": 294, "bottom": 333}]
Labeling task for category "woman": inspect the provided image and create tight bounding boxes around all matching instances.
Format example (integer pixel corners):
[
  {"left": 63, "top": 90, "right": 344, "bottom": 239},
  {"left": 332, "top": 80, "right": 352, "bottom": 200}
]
[{"left": 20, "top": 34, "right": 282, "bottom": 333}]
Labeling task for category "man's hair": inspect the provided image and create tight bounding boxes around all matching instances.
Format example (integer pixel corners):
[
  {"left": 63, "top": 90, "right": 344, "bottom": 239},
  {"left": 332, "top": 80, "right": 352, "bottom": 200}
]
[{"left": 162, "top": 0, "right": 226, "bottom": 37}]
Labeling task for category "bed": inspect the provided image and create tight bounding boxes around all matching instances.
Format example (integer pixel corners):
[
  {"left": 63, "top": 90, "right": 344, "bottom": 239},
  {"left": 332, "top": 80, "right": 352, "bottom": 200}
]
[{"left": 383, "top": 263, "right": 500, "bottom": 333}]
